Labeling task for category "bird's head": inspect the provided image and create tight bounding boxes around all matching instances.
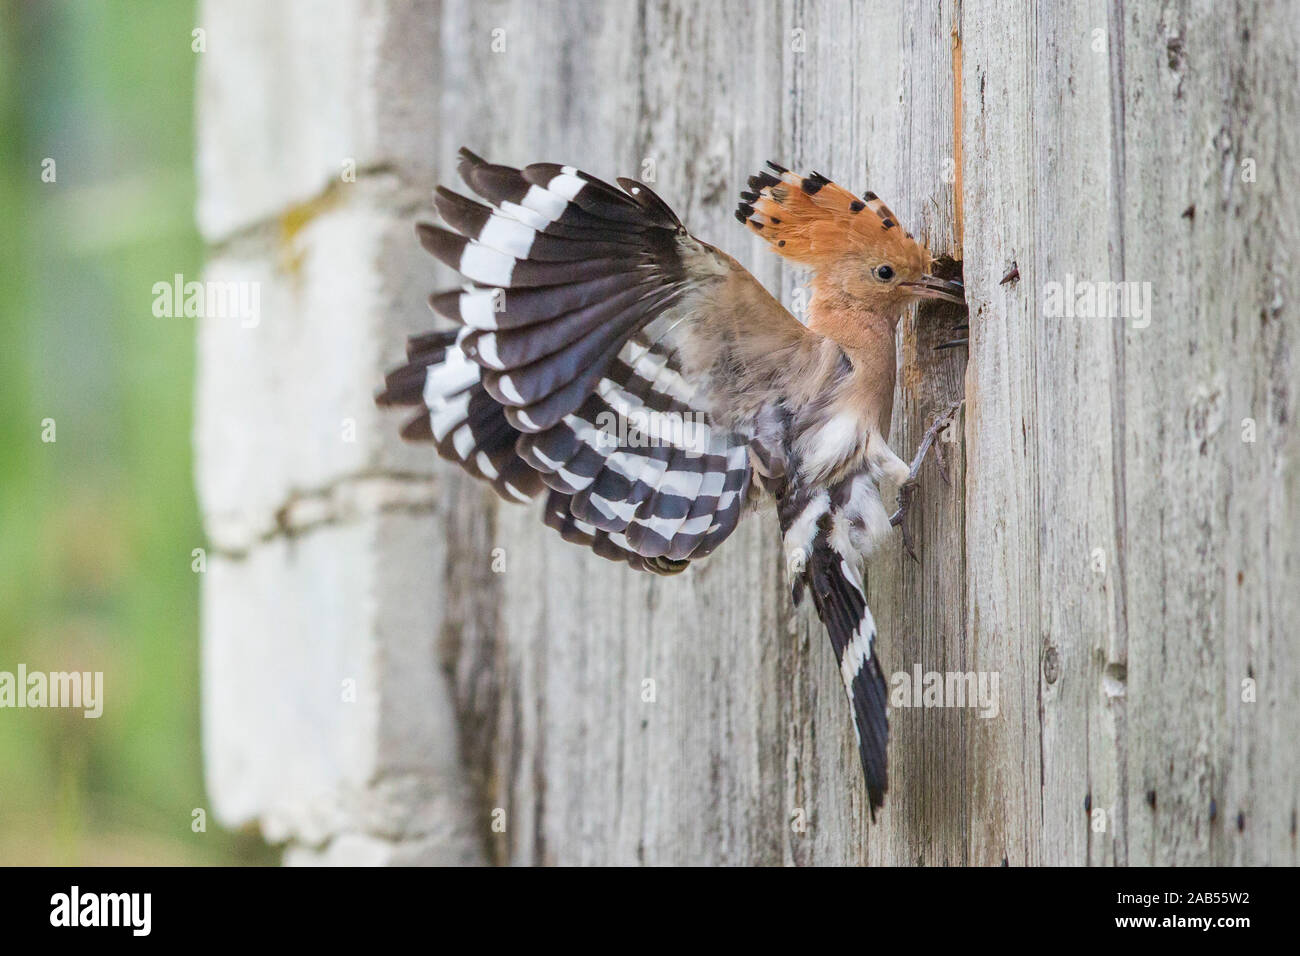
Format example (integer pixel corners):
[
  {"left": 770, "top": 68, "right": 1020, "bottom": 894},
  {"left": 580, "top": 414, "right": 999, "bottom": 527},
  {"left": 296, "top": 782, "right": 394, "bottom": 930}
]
[
  {"left": 821, "top": 224, "right": 965, "bottom": 316},
  {"left": 737, "top": 162, "right": 965, "bottom": 322}
]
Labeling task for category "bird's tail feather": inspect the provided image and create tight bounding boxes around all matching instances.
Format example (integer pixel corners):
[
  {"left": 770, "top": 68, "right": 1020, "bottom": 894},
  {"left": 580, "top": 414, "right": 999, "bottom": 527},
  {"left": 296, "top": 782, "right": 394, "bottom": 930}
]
[
  {"left": 801, "top": 529, "right": 889, "bottom": 819},
  {"left": 780, "top": 473, "right": 891, "bottom": 818}
]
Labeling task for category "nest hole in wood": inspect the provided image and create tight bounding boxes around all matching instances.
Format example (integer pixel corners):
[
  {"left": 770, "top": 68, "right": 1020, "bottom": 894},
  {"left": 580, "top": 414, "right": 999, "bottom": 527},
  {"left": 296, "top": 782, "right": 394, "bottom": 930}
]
[{"left": 914, "top": 254, "right": 967, "bottom": 355}]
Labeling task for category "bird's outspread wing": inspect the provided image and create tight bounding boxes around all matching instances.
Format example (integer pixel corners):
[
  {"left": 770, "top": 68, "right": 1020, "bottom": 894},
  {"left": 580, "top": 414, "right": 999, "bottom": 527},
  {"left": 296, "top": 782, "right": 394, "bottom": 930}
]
[{"left": 377, "top": 148, "right": 815, "bottom": 573}]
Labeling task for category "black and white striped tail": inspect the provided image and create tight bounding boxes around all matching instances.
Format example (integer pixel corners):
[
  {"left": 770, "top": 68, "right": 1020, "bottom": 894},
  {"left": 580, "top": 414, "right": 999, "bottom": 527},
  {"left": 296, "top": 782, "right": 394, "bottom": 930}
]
[
  {"left": 780, "top": 473, "right": 891, "bottom": 818},
  {"left": 803, "top": 529, "right": 888, "bottom": 818},
  {"left": 378, "top": 149, "right": 751, "bottom": 571}
]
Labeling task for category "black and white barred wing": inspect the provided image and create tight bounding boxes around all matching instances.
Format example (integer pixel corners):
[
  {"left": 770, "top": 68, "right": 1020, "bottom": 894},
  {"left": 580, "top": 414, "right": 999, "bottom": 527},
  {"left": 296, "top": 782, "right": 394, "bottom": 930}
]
[
  {"left": 521, "top": 328, "right": 752, "bottom": 573},
  {"left": 376, "top": 327, "right": 544, "bottom": 503},
  {"left": 377, "top": 149, "right": 754, "bottom": 573}
]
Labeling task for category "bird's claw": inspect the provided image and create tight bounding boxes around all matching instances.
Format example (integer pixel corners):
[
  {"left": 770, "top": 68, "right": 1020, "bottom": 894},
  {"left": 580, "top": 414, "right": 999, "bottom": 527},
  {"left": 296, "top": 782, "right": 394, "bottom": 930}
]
[
  {"left": 893, "top": 480, "right": 920, "bottom": 562},
  {"left": 890, "top": 399, "right": 964, "bottom": 562}
]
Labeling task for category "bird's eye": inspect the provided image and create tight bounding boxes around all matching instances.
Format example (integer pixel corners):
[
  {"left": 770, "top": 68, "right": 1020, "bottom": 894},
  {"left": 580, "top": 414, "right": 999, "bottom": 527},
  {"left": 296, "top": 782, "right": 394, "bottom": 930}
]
[{"left": 874, "top": 264, "right": 895, "bottom": 282}]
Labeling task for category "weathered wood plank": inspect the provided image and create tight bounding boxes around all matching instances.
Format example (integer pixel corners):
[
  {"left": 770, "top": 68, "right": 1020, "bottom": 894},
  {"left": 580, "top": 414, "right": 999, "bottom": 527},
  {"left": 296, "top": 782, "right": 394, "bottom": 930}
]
[
  {"left": 962, "top": 0, "right": 1300, "bottom": 866},
  {"left": 882, "top": 0, "right": 971, "bottom": 867},
  {"left": 966, "top": 0, "right": 1125, "bottom": 869},
  {"left": 1114, "top": 0, "right": 1300, "bottom": 866}
]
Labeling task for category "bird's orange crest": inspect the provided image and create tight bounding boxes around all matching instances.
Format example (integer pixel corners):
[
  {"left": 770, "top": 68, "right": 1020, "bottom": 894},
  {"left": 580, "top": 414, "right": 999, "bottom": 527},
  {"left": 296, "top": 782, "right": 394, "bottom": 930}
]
[{"left": 736, "top": 161, "right": 929, "bottom": 277}]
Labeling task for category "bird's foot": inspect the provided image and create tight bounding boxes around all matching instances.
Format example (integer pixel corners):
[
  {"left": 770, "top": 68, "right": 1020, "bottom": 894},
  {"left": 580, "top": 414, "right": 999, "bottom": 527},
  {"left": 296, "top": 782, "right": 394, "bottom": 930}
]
[{"left": 888, "top": 398, "right": 965, "bottom": 561}]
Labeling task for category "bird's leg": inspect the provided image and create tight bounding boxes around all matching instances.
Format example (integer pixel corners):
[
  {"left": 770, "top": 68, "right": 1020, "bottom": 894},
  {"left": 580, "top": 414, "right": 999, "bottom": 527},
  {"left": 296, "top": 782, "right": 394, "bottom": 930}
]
[{"left": 889, "top": 398, "right": 965, "bottom": 560}]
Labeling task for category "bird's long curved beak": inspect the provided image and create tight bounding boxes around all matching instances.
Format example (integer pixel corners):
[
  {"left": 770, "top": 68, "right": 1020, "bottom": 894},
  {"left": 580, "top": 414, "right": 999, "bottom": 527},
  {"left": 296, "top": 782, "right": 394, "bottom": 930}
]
[{"left": 903, "top": 274, "right": 966, "bottom": 304}]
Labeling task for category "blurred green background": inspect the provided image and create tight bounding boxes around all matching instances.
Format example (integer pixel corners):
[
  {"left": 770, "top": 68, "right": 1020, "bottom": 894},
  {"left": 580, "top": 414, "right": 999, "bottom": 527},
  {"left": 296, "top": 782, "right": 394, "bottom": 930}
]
[{"left": 0, "top": 0, "right": 273, "bottom": 864}]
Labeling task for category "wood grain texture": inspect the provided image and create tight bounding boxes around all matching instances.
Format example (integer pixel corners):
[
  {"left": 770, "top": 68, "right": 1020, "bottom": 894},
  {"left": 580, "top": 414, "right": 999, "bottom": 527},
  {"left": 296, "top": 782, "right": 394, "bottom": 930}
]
[
  {"left": 962, "top": 0, "right": 1300, "bottom": 866},
  {"left": 400, "top": 0, "right": 1299, "bottom": 864}
]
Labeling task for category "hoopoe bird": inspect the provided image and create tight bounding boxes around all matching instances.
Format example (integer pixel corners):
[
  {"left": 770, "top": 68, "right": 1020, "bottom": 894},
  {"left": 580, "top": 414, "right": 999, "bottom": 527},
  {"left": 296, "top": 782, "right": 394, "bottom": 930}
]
[{"left": 377, "top": 149, "right": 965, "bottom": 817}]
